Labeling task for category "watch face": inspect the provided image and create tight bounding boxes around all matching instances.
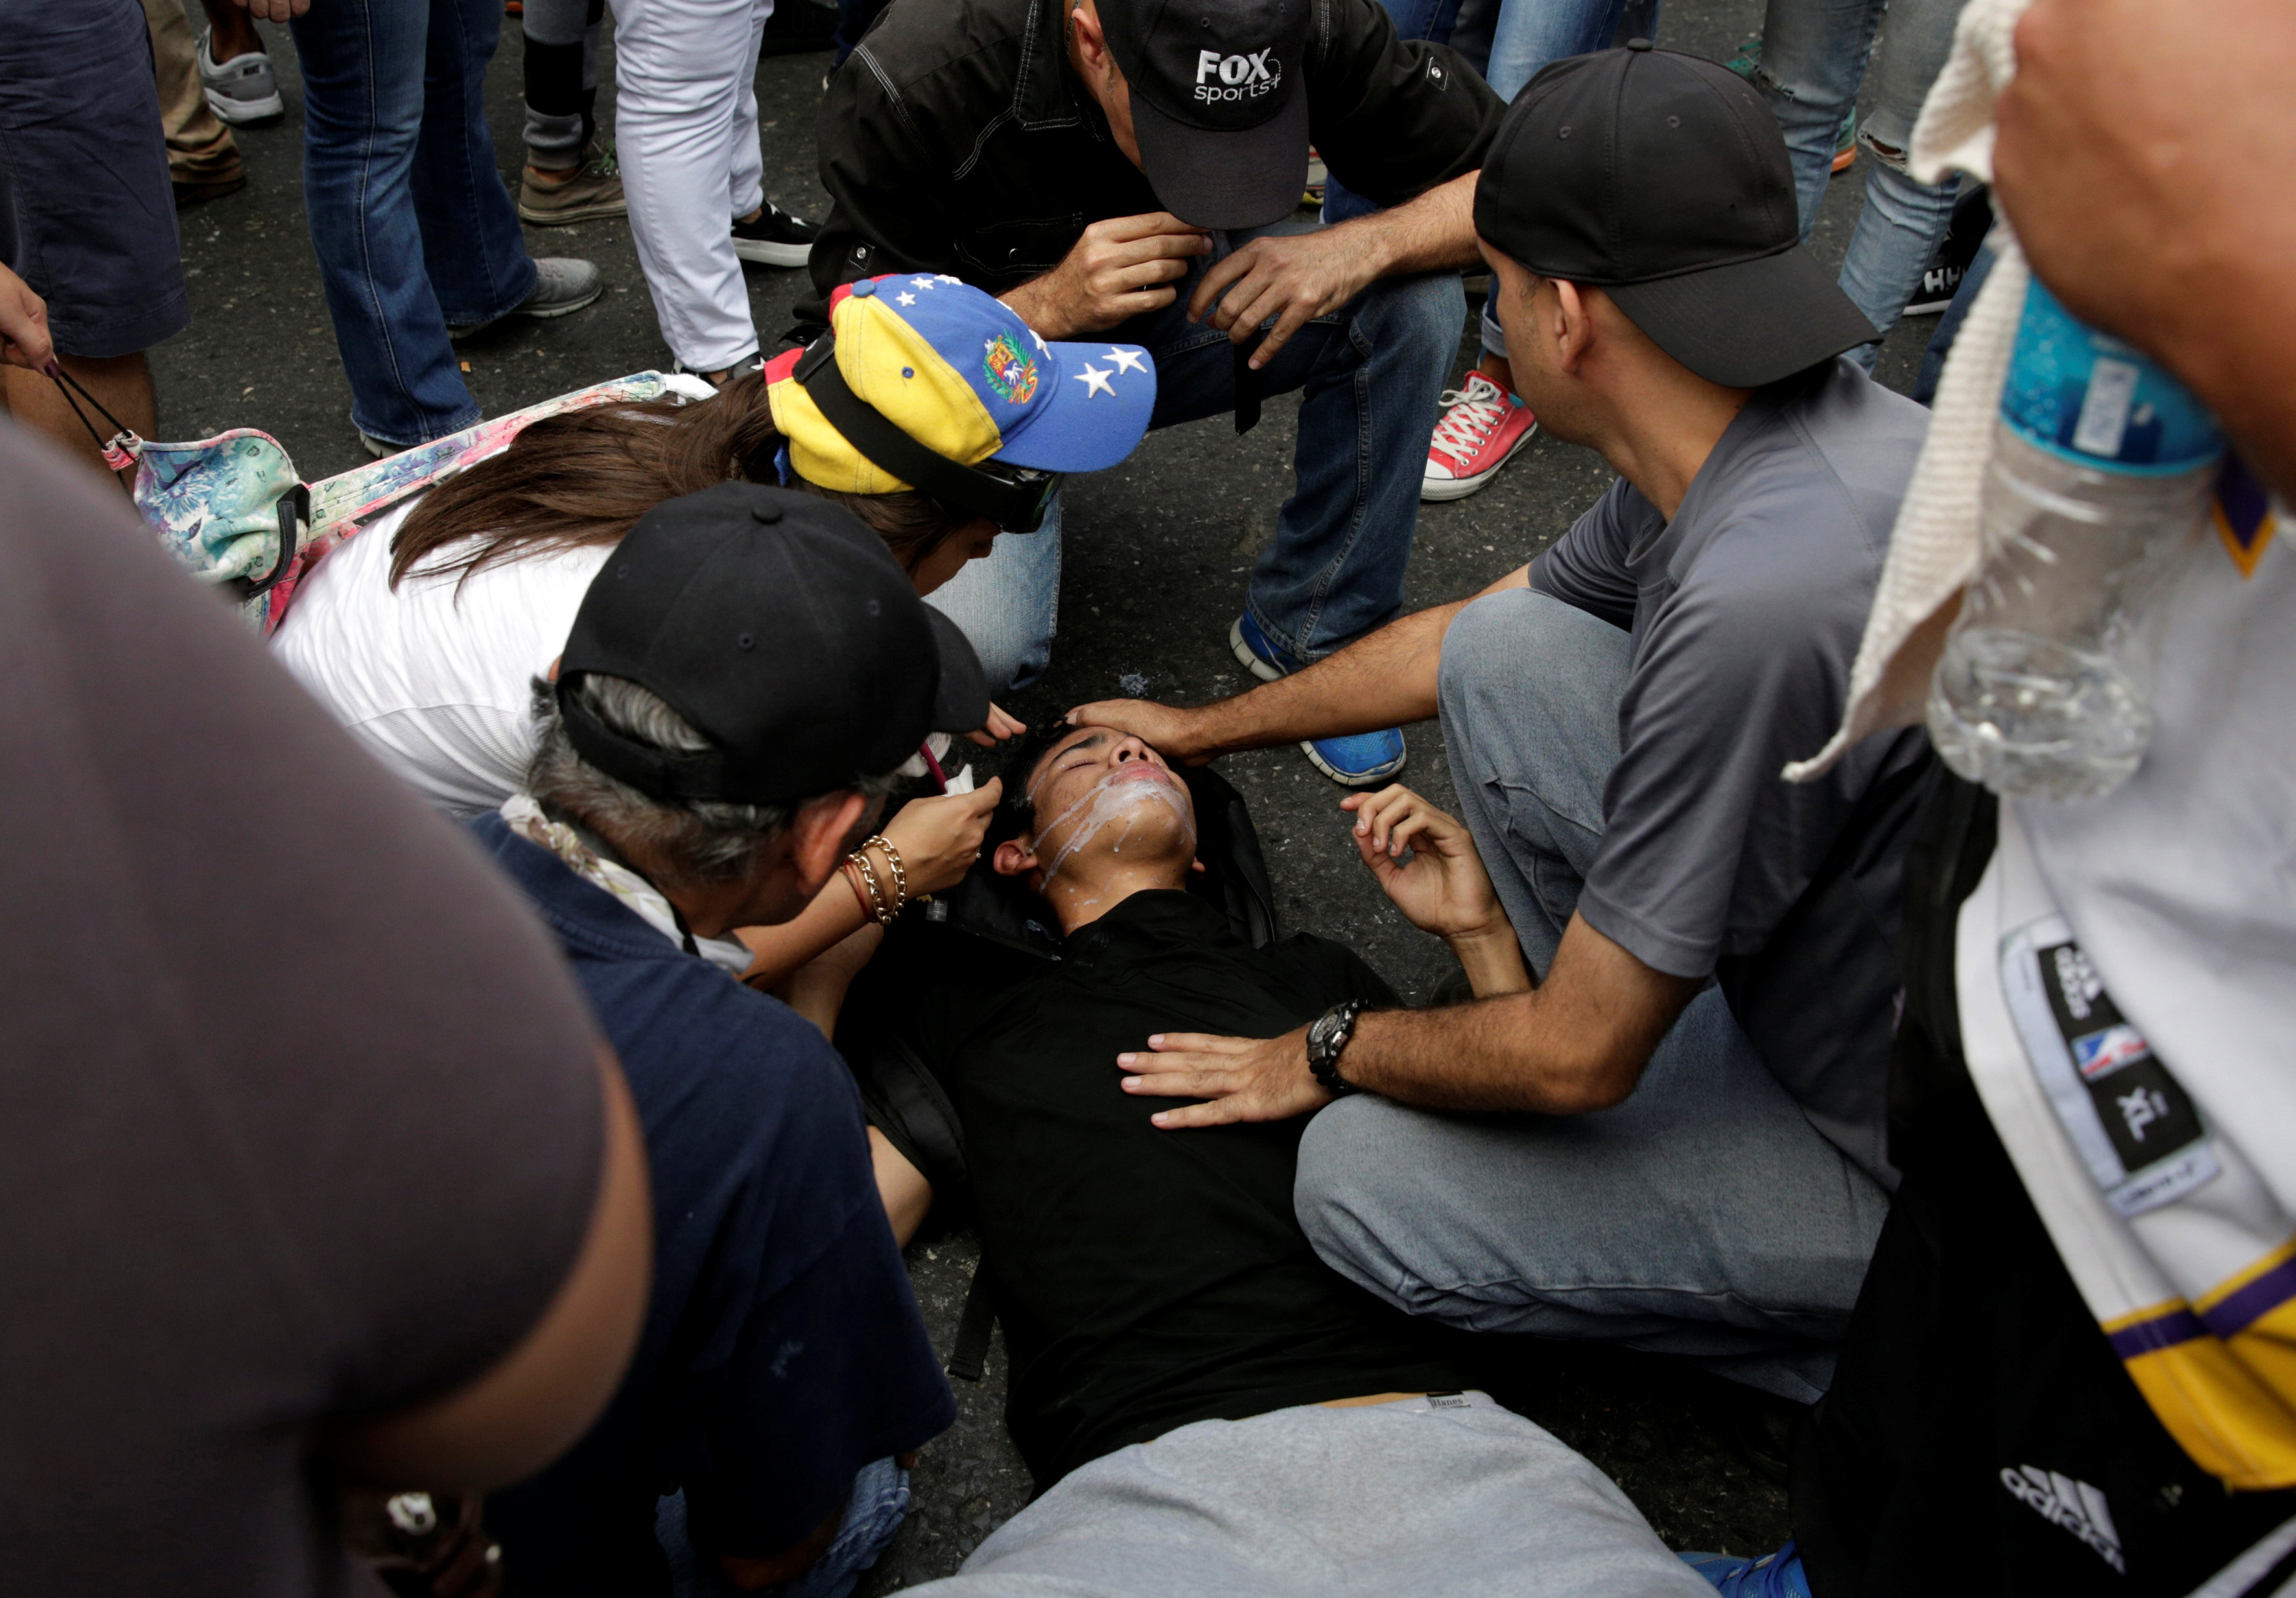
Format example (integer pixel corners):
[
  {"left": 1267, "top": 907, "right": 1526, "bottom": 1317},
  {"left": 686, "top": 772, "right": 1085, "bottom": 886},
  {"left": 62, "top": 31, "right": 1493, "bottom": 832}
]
[{"left": 1307, "top": 1013, "right": 1338, "bottom": 1057}]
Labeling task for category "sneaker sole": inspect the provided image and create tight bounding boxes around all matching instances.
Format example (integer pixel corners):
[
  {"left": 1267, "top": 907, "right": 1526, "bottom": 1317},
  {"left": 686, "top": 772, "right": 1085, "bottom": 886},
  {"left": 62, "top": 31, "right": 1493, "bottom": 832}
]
[
  {"left": 732, "top": 237, "right": 813, "bottom": 268},
  {"left": 204, "top": 88, "right": 284, "bottom": 123},
  {"left": 1420, "top": 419, "right": 1540, "bottom": 503},
  {"left": 1228, "top": 617, "right": 1286, "bottom": 684},
  {"left": 1901, "top": 296, "right": 1954, "bottom": 317},
  {"left": 1229, "top": 620, "right": 1407, "bottom": 785},
  {"left": 1298, "top": 739, "right": 1405, "bottom": 787},
  {"left": 447, "top": 279, "right": 602, "bottom": 340},
  {"left": 518, "top": 279, "right": 604, "bottom": 319},
  {"left": 518, "top": 197, "right": 629, "bottom": 226}
]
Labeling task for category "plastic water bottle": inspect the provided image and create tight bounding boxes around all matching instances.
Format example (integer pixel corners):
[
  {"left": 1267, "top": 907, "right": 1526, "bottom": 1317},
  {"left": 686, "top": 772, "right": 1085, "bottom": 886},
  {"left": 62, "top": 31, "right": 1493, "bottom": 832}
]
[{"left": 1927, "top": 279, "right": 2224, "bottom": 801}]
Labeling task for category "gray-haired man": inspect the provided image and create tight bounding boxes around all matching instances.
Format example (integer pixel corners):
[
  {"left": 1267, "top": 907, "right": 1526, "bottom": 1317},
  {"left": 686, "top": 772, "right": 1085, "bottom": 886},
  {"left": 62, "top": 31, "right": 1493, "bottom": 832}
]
[{"left": 472, "top": 482, "right": 985, "bottom": 1597}]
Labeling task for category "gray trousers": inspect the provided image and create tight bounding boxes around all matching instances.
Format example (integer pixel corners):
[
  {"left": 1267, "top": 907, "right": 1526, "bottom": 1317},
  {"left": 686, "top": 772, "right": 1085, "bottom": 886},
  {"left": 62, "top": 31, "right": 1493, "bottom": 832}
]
[
  {"left": 903, "top": 1396, "right": 1712, "bottom": 1598},
  {"left": 1295, "top": 589, "right": 1890, "bottom": 1403}
]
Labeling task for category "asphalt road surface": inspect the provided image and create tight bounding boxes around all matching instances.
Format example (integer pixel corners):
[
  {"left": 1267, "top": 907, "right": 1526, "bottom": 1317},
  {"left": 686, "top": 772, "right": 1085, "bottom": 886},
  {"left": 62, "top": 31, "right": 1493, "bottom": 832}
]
[{"left": 149, "top": 0, "right": 1935, "bottom": 1582}]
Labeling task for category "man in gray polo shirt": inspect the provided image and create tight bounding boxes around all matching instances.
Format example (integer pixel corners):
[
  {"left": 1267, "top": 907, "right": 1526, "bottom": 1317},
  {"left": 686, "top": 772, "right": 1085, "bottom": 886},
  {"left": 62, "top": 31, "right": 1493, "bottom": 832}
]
[{"left": 1070, "top": 42, "right": 1932, "bottom": 1404}]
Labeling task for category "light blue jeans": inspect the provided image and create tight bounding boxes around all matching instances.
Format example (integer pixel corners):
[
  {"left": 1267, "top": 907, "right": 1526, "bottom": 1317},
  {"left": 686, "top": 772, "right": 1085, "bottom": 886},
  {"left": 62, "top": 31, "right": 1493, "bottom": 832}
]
[
  {"left": 1753, "top": 0, "right": 1969, "bottom": 363},
  {"left": 657, "top": 1456, "right": 910, "bottom": 1598},
  {"left": 1292, "top": 589, "right": 1890, "bottom": 1404},
  {"left": 924, "top": 505, "right": 1062, "bottom": 695}
]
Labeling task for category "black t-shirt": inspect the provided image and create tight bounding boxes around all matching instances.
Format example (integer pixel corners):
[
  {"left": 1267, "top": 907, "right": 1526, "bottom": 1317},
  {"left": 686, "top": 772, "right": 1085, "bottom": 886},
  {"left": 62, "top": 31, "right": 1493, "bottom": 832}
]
[
  {"left": 912, "top": 890, "right": 1461, "bottom": 1486},
  {"left": 0, "top": 425, "right": 605, "bottom": 1597}
]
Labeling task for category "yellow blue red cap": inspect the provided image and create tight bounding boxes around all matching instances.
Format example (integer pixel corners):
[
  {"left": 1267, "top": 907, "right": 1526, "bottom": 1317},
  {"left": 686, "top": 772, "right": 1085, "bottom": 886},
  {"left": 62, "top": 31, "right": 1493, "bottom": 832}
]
[{"left": 766, "top": 275, "right": 1156, "bottom": 495}]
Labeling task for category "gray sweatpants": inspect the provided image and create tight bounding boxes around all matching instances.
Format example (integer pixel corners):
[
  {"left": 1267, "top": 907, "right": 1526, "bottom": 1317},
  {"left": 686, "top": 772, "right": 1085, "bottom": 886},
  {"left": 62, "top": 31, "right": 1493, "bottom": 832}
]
[
  {"left": 1296, "top": 589, "right": 1890, "bottom": 1404},
  {"left": 902, "top": 1395, "right": 1712, "bottom": 1597}
]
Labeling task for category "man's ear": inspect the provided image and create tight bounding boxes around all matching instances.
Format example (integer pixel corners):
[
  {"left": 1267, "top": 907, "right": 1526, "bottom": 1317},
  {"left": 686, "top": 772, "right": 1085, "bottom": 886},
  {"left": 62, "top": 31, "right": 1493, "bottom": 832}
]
[
  {"left": 1552, "top": 279, "right": 1595, "bottom": 376},
  {"left": 1189, "top": 857, "right": 1207, "bottom": 875},
  {"left": 1070, "top": 0, "right": 1113, "bottom": 76},
  {"left": 992, "top": 836, "right": 1039, "bottom": 878},
  {"left": 789, "top": 790, "right": 874, "bottom": 897}
]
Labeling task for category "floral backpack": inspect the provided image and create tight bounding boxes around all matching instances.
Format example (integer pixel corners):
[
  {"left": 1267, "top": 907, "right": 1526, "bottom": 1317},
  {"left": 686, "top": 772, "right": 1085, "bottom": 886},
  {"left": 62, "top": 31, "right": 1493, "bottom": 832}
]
[{"left": 53, "top": 367, "right": 678, "bottom": 632}]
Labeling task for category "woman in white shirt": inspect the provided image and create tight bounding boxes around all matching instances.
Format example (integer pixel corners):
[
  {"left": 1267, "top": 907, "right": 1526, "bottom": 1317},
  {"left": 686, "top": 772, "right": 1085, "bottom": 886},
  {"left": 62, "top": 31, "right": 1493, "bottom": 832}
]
[{"left": 274, "top": 276, "right": 1154, "bottom": 991}]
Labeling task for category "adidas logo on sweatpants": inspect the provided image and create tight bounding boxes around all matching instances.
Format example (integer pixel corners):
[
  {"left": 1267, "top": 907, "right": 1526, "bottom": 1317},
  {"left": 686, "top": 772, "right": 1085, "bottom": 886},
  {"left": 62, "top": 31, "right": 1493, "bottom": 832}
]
[{"left": 2000, "top": 1465, "right": 2126, "bottom": 1572}]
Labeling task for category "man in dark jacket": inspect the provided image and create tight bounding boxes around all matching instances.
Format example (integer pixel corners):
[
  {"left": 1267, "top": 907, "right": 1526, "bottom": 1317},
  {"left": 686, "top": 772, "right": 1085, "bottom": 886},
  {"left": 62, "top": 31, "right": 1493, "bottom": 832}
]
[{"left": 808, "top": 0, "right": 1504, "bottom": 785}]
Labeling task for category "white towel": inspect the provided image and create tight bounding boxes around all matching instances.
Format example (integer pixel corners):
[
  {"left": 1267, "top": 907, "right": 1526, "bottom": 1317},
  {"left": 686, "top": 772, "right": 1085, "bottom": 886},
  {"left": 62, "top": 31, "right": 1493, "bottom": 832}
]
[{"left": 1782, "top": 0, "right": 2033, "bottom": 783}]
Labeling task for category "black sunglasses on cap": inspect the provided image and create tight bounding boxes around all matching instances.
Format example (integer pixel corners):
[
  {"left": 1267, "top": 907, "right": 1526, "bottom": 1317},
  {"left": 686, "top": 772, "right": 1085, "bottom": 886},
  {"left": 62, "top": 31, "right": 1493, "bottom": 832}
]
[{"left": 795, "top": 335, "right": 1063, "bottom": 533}]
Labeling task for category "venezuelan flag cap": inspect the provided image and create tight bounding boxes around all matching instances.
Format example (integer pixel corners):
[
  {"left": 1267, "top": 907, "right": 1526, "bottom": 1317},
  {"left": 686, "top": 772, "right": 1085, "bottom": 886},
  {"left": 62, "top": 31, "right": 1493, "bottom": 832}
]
[{"left": 766, "top": 274, "right": 1155, "bottom": 494}]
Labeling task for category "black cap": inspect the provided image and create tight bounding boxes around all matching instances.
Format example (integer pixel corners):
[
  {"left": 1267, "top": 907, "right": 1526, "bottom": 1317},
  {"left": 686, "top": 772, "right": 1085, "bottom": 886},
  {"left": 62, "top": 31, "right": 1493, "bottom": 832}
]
[
  {"left": 557, "top": 482, "right": 991, "bottom": 804},
  {"left": 1098, "top": 0, "right": 1311, "bottom": 230},
  {"left": 1472, "top": 43, "right": 1879, "bottom": 387}
]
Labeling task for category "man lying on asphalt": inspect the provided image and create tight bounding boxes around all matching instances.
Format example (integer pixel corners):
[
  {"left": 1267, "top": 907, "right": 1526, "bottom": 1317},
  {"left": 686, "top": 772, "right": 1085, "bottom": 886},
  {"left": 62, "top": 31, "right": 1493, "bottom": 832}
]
[
  {"left": 806, "top": 0, "right": 1504, "bottom": 783},
  {"left": 1072, "top": 44, "right": 1936, "bottom": 1406},
  {"left": 832, "top": 722, "right": 1710, "bottom": 1597}
]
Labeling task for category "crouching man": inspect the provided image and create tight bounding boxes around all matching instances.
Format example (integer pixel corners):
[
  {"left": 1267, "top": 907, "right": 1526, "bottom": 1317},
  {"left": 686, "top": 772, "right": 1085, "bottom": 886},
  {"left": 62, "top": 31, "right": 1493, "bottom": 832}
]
[
  {"left": 473, "top": 483, "right": 979, "bottom": 1594},
  {"left": 1073, "top": 45, "right": 1934, "bottom": 1404}
]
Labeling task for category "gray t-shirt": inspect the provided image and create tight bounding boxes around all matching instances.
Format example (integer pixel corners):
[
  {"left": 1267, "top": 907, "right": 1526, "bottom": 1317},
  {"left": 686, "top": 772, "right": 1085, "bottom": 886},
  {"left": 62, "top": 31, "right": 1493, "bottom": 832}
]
[
  {"left": 1530, "top": 359, "right": 1933, "bottom": 1183},
  {"left": 0, "top": 426, "right": 607, "bottom": 1597}
]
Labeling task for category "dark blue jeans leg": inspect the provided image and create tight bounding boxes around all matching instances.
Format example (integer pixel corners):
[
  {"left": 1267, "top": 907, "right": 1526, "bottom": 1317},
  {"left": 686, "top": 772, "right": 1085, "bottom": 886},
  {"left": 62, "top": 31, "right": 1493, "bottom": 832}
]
[
  {"left": 1117, "top": 234, "right": 1462, "bottom": 659},
  {"left": 293, "top": 0, "right": 488, "bottom": 444},
  {"left": 416, "top": 0, "right": 537, "bottom": 328}
]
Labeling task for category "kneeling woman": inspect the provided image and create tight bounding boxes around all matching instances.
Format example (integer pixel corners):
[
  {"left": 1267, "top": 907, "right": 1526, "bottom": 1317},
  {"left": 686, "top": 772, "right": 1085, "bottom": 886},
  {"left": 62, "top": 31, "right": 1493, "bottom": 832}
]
[{"left": 273, "top": 278, "right": 1153, "bottom": 989}]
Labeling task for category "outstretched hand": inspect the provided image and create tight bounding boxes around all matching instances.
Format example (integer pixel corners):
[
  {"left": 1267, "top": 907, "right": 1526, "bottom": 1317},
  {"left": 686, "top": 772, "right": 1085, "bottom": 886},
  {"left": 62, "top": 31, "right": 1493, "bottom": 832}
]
[
  {"left": 1117, "top": 1026, "right": 1326, "bottom": 1128},
  {"left": 1187, "top": 228, "right": 1384, "bottom": 370},
  {"left": 1061, "top": 699, "right": 1215, "bottom": 764},
  {"left": 880, "top": 777, "right": 1004, "bottom": 897},
  {"left": 962, "top": 701, "right": 1028, "bottom": 749},
  {"left": 1001, "top": 213, "right": 1212, "bottom": 340},
  {"left": 1343, "top": 785, "right": 1504, "bottom": 942}
]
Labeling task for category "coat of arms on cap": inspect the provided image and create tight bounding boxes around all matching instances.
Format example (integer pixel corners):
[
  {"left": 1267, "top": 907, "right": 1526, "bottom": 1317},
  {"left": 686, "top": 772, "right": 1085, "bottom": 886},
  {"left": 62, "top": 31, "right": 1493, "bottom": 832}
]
[{"left": 983, "top": 333, "right": 1040, "bottom": 405}]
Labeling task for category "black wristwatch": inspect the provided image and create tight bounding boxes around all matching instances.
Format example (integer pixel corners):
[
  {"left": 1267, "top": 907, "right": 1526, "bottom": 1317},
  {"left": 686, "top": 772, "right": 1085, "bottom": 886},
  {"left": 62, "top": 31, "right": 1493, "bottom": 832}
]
[{"left": 1305, "top": 1000, "right": 1366, "bottom": 1097}]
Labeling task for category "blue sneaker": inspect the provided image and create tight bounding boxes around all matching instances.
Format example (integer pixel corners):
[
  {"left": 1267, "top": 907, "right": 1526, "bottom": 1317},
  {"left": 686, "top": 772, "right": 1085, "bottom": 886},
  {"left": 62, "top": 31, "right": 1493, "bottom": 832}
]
[
  {"left": 1228, "top": 613, "right": 1406, "bottom": 787},
  {"left": 1679, "top": 1540, "right": 1811, "bottom": 1598}
]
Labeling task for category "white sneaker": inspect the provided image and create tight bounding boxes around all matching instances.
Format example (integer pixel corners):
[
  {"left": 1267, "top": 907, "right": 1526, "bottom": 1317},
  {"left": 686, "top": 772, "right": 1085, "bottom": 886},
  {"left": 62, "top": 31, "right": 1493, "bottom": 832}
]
[
  {"left": 1422, "top": 371, "right": 1539, "bottom": 502},
  {"left": 197, "top": 31, "right": 285, "bottom": 124}
]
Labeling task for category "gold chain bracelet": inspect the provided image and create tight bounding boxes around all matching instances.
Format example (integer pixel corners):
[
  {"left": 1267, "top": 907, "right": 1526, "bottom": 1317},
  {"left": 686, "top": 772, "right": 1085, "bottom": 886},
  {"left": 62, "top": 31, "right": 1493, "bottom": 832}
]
[
  {"left": 848, "top": 848, "right": 894, "bottom": 926},
  {"left": 869, "top": 834, "right": 909, "bottom": 913}
]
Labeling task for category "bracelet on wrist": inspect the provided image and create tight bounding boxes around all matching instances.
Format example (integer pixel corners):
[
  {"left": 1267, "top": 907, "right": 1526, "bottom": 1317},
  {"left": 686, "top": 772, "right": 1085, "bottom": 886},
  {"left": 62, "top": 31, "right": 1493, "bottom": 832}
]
[
  {"left": 869, "top": 834, "right": 909, "bottom": 914},
  {"left": 847, "top": 848, "right": 893, "bottom": 926}
]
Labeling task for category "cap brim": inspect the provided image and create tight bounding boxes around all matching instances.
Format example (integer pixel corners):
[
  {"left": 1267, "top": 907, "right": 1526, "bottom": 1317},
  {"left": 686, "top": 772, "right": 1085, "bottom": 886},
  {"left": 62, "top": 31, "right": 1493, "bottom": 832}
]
[
  {"left": 988, "top": 340, "right": 1157, "bottom": 473},
  {"left": 1604, "top": 245, "right": 1881, "bottom": 388},
  {"left": 1130, "top": 89, "right": 1309, "bottom": 232},
  {"left": 925, "top": 605, "right": 995, "bottom": 727}
]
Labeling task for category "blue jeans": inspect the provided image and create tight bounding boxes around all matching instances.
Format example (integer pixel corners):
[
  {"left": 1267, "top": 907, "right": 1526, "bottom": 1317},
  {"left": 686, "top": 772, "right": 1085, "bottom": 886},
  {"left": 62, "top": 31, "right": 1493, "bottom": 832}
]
[
  {"left": 924, "top": 509, "right": 1063, "bottom": 694},
  {"left": 1120, "top": 226, "right": 1462, "bottom": 660},
  {"left": 292, "top": 0, "right": 539, "bottom": 446},
  {"left": 1750, "top": 0, "right": 1883, "bottom": 241},
  {"left": 933, "top": 232, "right": 1458, "bottom": 678},
  {"left": 1324, "top": 0, "right": 1648, "bottom": 365},
  {"left": 1835, "top": 0, "right": 1967, "bottom": 365},
  {"left": 657, "top": 1458, "right": 911, "bottom": 1598},
  {"left": 1292, "top": 588, "right": 1889, "bottom": 1404}
]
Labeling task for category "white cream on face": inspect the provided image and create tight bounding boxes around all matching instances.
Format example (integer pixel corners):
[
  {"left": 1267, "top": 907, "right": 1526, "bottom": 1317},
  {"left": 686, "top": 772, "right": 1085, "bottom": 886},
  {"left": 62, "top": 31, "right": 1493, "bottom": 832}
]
[{"left": 1034, "top": 766, "right": 1196, "bottom": 890}]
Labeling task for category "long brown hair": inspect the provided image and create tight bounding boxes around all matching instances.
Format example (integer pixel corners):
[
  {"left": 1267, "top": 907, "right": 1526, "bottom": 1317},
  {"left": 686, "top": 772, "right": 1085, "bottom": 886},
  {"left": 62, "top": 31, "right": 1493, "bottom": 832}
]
[{"left": 388, "top": 369, "right": 972, "bottom": 590}]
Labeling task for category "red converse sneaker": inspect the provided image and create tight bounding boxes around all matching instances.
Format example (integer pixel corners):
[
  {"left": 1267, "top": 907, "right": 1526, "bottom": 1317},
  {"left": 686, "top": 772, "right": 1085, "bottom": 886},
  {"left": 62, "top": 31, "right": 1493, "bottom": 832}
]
[{"left": 1423, "top": 372, "right": 1538, "bottom": 502}]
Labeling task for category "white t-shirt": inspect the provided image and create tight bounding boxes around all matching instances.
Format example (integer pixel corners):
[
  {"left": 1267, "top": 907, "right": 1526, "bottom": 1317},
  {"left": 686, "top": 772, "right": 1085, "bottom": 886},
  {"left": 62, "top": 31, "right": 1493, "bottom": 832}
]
[{"left": 270, "top": 500, "right": 611, "bottom": 817}]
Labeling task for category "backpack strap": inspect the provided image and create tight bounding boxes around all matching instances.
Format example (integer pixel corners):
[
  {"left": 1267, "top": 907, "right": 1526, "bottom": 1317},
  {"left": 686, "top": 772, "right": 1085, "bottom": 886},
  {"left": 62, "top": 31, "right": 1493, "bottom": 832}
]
[{"left": 947, "top": 1262, "right": 997, "bottom": 1383}]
